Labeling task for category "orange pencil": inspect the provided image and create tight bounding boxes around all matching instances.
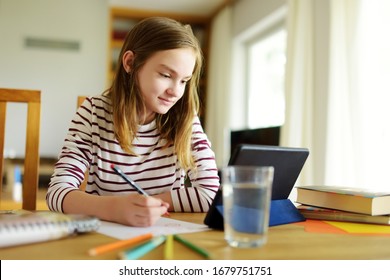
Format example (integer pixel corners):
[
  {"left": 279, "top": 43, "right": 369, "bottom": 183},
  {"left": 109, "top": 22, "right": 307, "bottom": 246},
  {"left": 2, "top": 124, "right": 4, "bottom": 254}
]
[{"left": 88, "top": 233, "right": 153, "bottom": 256}]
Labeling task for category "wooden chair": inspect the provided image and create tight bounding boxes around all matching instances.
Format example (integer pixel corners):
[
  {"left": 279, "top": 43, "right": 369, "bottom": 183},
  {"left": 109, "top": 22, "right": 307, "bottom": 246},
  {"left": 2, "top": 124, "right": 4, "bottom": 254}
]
[
  {"left": 77, "top": 95, "right": 87, "bottom": 108},
  {"left": 0, "top": 88, "right": 41, "bottom": 210}
]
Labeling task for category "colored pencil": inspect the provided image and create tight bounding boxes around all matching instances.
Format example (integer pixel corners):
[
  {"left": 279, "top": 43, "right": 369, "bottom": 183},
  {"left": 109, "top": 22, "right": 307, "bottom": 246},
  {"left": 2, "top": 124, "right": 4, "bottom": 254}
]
[
  {"left": 111, "top": 164, "right": 148, "bottom": 196},
  {"left": 119, "top": 235, "right": 167, "bottom": 260},
  {"left": 173, "top": 234, "right": 210, "bottom": 259},
  {"left": 88, "top": 233, "right": 153, "bottom": 256},
  {"left": 164, "top": 234, "right": 174, "bottom": 260},
  {"left": 111, "top": 164, "right": 170, "bottom": 216}
]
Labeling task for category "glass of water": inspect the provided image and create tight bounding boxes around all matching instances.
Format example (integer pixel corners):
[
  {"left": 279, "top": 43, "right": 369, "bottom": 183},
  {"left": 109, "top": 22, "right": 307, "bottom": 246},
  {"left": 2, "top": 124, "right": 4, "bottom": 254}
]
[{"left": 222, "top": 166, "right": 274, "bottom": 248}]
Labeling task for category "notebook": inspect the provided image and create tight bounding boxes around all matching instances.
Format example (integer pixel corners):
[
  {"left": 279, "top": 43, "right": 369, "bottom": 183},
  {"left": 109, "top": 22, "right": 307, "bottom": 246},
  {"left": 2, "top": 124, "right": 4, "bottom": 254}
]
[
  {"left": 204, "top": 144, "right": 309, "bottom": 229},
  {"left": 0, "top": 210, "right": 101, "bottom": 248}
]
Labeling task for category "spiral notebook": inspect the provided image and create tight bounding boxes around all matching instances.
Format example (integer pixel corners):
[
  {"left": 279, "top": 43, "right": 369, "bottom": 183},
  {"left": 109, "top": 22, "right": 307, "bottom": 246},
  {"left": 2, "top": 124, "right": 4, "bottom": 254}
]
[{"left": 0, "top": 210, "right": 101, "bottom": 248}]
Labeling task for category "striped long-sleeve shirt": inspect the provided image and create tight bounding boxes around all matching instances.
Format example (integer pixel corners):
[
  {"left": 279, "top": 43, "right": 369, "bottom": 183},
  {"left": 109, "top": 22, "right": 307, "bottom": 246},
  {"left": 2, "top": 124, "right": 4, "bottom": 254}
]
[{"left": 46, "top": 95, "right": 220, "bottom": 213}]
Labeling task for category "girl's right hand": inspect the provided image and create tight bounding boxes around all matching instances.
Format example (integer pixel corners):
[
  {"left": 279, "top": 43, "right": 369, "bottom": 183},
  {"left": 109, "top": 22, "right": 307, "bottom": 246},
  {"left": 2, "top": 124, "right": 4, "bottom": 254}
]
[{"left": 111, "top": 194, "right": 170, "bottom": 227}]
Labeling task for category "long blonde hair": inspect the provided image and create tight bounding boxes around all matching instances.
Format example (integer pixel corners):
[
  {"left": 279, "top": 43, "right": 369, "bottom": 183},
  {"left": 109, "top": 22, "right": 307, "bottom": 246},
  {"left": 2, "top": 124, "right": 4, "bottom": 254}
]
[{"left": 108, "top": 17, "right": 203, "bottom": 171}]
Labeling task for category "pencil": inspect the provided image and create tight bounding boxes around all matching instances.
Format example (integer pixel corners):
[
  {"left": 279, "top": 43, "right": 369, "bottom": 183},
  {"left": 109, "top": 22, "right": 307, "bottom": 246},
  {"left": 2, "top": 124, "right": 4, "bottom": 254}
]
[
  {"left": 111, "top": 164, "right": 148, "bottom": 196},
  {"left": 164, "top": 234, "right": 174, "bottom": 260},
  {"left": 88, "top": 232, "right": 153, "bottom": 256},
  {"left": 119, "top": 235, "right": 167, "bottom": 260},
  {"left": 111, "top": 164, "right": 170, "bottom": 217},
  {"left": 173, "top": 234, "right": 210, "bottom": 259}
]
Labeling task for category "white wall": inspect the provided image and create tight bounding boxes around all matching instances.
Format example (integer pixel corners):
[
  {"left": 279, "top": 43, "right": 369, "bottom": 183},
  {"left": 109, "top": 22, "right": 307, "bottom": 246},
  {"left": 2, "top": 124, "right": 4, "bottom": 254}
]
[
  {"left": 0, "top": 0, "right": 108, "bottom": 158},
  {"left": 232, "top": 0, "right": 286, "bottom": 37}
]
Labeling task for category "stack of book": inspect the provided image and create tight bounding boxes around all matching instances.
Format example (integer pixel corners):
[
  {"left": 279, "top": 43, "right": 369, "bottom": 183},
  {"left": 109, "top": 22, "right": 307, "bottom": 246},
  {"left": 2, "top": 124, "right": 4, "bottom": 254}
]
[{"left": 295, "top": 185, "right": 390, "bottom": 225}]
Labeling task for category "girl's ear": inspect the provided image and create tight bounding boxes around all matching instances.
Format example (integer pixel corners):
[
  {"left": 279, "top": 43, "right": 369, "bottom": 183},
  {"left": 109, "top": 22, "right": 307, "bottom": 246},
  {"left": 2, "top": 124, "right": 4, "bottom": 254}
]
[{"left": 122, "top": 50, "right": 135, "bottom": 73}]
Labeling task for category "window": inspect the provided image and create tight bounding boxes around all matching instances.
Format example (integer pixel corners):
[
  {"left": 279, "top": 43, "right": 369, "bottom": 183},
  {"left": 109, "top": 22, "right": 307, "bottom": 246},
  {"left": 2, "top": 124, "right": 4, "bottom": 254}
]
[{"left": 246, "top": 26, "right": 286, "bottom": 129}]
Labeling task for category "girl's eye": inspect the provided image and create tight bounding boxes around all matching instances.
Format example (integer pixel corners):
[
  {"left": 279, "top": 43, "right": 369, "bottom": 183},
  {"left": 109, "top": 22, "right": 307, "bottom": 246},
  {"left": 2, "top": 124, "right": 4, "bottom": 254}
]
[
  {"left": 181, "top": 80, "right": 190, "bottom": 84},
  {"left": 160, "top": 73, "right": 170, "bottom": 78}
]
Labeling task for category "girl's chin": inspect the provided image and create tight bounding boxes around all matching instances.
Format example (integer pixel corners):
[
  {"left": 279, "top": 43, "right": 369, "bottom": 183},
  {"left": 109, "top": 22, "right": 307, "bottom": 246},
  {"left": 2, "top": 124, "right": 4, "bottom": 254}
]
[{"left": 156, "top": 106, "right": 173, "bottom": 114}]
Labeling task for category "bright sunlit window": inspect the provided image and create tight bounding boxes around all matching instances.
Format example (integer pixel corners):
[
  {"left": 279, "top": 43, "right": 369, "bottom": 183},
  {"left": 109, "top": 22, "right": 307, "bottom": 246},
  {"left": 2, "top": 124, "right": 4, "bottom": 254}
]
[{"left": 246, "top": 27, "right": 286, "bottom": 128}]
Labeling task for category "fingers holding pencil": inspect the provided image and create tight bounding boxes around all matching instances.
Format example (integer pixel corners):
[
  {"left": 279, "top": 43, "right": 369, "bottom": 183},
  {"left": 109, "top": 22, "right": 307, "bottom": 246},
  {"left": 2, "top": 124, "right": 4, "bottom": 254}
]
[
  {"left": 111, "top": 164, "right": 170, "bottom": 218},
  {"left": 133, "top": 195, "right": 170, "bottom": 219}
]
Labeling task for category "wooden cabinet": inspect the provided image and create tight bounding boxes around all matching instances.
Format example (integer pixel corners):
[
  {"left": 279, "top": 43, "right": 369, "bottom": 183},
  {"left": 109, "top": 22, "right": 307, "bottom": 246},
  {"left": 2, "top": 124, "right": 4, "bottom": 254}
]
[{"left": 107, "top": 7, "right": 211, "bottom": 123}]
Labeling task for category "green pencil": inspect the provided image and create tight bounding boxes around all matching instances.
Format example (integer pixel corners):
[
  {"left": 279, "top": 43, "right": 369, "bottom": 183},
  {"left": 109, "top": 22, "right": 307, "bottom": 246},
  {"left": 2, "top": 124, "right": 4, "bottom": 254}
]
[{"left": 173, "top": 234, "right": 210, "bottom": 259}]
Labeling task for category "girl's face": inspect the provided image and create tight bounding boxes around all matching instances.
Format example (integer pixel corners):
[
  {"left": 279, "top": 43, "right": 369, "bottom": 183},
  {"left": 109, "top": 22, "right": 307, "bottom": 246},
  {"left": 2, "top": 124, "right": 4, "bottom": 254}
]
[{"left": 137, "top": 48, "right": 196, "bottom": 124}]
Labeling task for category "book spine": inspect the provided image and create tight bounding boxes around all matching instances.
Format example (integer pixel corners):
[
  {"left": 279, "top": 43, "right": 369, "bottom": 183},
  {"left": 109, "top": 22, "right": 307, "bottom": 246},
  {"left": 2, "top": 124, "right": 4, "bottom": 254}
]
[{"left": 297, "top": 189, "right": 373, "bottom": 215}]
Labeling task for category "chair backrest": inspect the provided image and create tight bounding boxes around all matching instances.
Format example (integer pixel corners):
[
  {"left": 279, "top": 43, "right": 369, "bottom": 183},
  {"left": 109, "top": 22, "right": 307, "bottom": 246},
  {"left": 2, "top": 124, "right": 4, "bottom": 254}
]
[
  {"left": 77, "top": 95, "right": 86, "bottom": 108},
  {"left": 0, "top": 88, "right": 41, "bottom": 210}
]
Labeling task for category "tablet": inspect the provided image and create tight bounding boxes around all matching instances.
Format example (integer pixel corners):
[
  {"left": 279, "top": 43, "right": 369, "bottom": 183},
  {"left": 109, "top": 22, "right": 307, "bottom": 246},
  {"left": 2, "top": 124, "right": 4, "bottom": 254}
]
[{"left": 204, "top": 144, "right": 309, "bottom": 229}]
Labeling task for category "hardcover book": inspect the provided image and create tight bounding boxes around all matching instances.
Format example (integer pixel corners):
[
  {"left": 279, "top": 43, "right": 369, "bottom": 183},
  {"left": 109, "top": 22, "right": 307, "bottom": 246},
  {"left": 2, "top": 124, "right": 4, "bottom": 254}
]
[
  {"left": 0, "top": 210, "right": 100, "bottom": 248},
  {"left": 297, "top": 205, "right": 390, "bottom": 225},
  {"left": 296, "top": 185, "right": 390, "bottom": 215}
]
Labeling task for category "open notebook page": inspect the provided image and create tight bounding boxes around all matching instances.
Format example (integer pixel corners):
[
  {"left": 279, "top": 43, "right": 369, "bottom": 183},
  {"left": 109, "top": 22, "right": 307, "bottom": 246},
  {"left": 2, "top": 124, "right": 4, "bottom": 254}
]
[{"left": 98, "top": 217, "right": 210, "bottom": 240}]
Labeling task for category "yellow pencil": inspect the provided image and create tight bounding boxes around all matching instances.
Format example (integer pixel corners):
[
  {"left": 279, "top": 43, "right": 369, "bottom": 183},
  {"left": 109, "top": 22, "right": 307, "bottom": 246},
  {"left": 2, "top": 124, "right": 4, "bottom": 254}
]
[
  {"left": 164, "top": 234, "right": 174, "bottom": 260},
  {"left": 88, "top": 232, "right": 153, "bottom": 256}
]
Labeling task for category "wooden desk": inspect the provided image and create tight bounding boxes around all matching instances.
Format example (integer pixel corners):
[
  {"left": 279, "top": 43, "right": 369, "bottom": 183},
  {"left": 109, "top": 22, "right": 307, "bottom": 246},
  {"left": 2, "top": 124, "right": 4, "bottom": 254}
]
[{"left": 1, "top": 213, "right": 390, "bottom": 260}]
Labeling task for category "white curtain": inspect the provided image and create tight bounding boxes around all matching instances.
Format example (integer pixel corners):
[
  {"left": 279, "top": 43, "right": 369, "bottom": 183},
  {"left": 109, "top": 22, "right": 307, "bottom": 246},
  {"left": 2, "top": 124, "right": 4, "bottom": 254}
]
[
  {"left": 284, "top": 0, "right": 390, "bottom": 190},
  {"left": 338, "top": 0, "right": 390, "bottom": 189},
  {"left": 324, "top": 0, "right": 360, "bottom": 186},
  {"left": 281, "top": 0, "right": 314, "bottom": 186},
  {"left": 326, "top": 0, "right": 390, "bottom": 189},
  {"left": 205, "top": 6, "right": 233, "bottom": 168}
]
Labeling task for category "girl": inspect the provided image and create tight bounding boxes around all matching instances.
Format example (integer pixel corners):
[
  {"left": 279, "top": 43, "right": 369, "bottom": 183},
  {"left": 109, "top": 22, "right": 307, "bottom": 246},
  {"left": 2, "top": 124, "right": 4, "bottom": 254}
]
[{"left": 46, "top": 17, "right": 220, "bottom": 227}]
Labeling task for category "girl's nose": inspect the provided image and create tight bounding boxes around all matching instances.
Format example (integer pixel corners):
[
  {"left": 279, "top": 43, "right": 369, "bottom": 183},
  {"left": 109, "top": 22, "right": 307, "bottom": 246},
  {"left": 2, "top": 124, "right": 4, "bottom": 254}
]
[{"left": 167, "top": 82, "right": 183, "bottom": 96}]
